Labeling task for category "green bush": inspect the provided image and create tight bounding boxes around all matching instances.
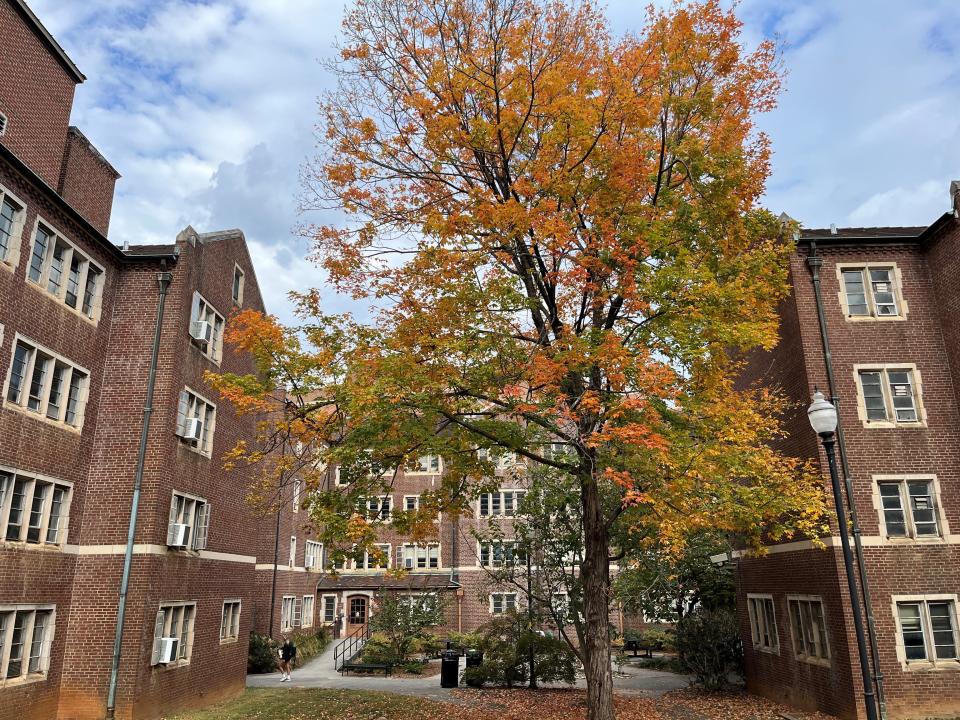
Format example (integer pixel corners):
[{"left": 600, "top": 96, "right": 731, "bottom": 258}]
[
  {"left": 639, "top": 627, "right": 676, "bottom": 651},
  {"left": 291, "top": 626, "right": 331, "bottom": 667},
  {"left": 675, "top": 609, "right": 742, "bottom": 691},
  {"left": 447, "top": 631, "right": 484, "bottom": 654},
  {"left": 247, "top": 632, "right": 278, "bottom": 674},
  {"left": 360, "top": 632, "right": 395, "bottom": 664},
  {"left": 399, "top": 660, "right": 427, "bottom": 674},
  {"left": 461, "top": 612, "right": 577, "bottom": 688}
]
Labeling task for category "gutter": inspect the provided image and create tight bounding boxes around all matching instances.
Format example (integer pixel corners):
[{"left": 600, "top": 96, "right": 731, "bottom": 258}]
[
  {"left": 105, "top": 269, "right": 173, "bottom": 719},
  {"left": 804, "top": 241, "right": 888, "bottom": 719}
]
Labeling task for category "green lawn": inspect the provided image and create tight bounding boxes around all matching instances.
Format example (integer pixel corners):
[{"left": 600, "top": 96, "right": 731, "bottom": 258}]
[{"left": 165, "top": 688, "right": 454, "bottom": 720}]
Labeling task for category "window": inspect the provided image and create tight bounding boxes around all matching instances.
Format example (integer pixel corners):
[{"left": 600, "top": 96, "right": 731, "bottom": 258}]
[
  {"left": 0, "top": 606, "right": 55, "bottom": 684},
  {"left": 552, "top": 592, "right": 571, "bottom": 623},
  {"left": 478, "top": 490, "right": 526, "bottom": 517},
  {"left": 839, "top": 265, "right": 902, "bottom": 319},
  {"left": 0, "top": 111, "right": 6, "bottom": 136},
  {"left": 289, "top": 536, "right": 297, "bottom": 568},
  {"left": 358, "top": 544, "right": 391, "bottom": 570},
  {"left": 4, "top": 337, "right": 89, "bottom": 430},
  {"left": 232, "top": 264, "right": 245, "bottom": 305},
  {"left": 0, "top": 184, "right": 25, "bottom": 268},
  {"left": 478, "top": 448, "right": 519, "bottom": 468},
  {"left": 280, "top": 596, "right": 296, "bottom": 631},
  {"left": 398, "top": 543, "right": 440, "bottom": 569},
  {"left": 292, "top": 480, "right": 302, "bottom": 513},
  {"left": 361, "top": 495, "right": 392, "bottom": 522},
  {"left": 151, "top": 602, "right": 196, "bottom": 666},
  {"left": 166, "top": 492, "right": 209, "bottom": 551},
  {"left": 895, "top": 598, "right": 959, "bottom": 665},
  {"left": 25, "top": 220, "right": 104, "bottom": 321},
  {"left": 399, "top": 594, "right": 440, "bottom": 614},
  {"left": 305, "top": 540, "right": 323, "bottom": 570},
  {"left": 322, "top": 595, "right": 337, "bottom": 624},
  {"left": 404, "top": 495, "right": 419, "bottom": 512},
  {"left": 788, "top": 596, "right": 830, "bottom": 663},
  {"left": 175, "top": 388, "right": 216, "bottom": 455},
  {"left": 541, "top": 442, "right": 570, "bottom": 462},
  {"left": 0, "top": 469, "right": 72, "bottom": 546},
  {"left": 410, "top": 454, "right": 441, "bottom": 474},
  {"left": 746, "top": 594, "right": 779, "bottom": 653},
  {"left": 301, "top": 596, "right": 315, "bottom": 628},
  {"left": 856, "top": 366, "right": 922, "bottom": 425},
  {"left": 877, "top": 478, "right": 941, "bottom": 539},
  {"left": 189, "top": 292, "right": 225, "bottom": 362},
  {"left": 220, "top": 600, "right": 241, "bottom": 643},
  {"left": 479, "top": 541, "right": 524, "bottom": 568},
  {"left": 490, "top": 593, "right": 517, "bottom": 615},
  {"left": 334, "top": 465, "right": 348, "bottom": 486}
]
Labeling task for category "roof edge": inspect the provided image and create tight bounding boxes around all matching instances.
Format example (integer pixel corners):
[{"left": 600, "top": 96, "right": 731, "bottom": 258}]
[{"left": 10, "top": 0, "right": 85, "bottom": 83}]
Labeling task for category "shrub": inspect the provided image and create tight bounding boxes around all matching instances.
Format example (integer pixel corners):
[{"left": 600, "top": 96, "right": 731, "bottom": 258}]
[
  {"left": 248, "top": 632, "right": 278, "bottom": 674},
  {"left": 675, "top": 609, "right": 742, "bottom": 691},
  {"left": 461, "top": 612, "right": 577, "bottom": 688},
  {"left": 365, "top": 591, "right": 445, "bottom": 664},
  {"left": 292, "top": 626, "right": 331, "bottom": 666},
  {"left": 447, "top": 631, "right": 484, "bottom": 654},
  {"left": 639, "top": 627, "right": 676, "bottom": 651}
]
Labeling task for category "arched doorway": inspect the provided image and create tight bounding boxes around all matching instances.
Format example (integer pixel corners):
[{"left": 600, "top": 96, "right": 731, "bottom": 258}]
[{"left": 346, "top": 594, "right": 369, "bottom": 635}]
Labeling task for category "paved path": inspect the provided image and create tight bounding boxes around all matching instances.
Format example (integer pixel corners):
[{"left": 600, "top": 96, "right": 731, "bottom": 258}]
[{"left": 247, "top": 643, "right": 690, "bottom": 700}]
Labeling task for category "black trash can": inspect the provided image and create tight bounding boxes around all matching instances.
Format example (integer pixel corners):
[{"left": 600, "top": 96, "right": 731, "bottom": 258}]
[
  {"left": 464, "top": 649, "right": 483, "bottom": 687},
  {"left": 440, "top": 649, "right": 460, "bottom": 688}
]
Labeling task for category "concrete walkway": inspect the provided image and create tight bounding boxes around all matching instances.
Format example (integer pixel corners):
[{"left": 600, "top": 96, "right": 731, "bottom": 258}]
[{"left": 247, "top": 643, "right": 690, "bottom": 700}]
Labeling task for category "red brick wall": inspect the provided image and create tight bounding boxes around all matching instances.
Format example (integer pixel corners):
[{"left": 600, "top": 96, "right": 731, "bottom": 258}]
[
  {"left": 0, "top": 0, "right": 77, "bottom": 189},
  {"left": 57, "top": 129, "right": 118, "bottom": 237}
]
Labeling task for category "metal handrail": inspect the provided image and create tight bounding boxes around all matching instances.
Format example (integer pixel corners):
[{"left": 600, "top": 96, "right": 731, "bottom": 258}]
[{"left": 333, "top": 624, "right": 370, "bottom": 673}]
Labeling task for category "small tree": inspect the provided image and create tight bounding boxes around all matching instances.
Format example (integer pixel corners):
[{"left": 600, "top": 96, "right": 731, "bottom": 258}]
[
  {"left": 366, "top": 591, "right": 445, "bottom": 664},
  {"left": 675, "top": 608, "right": 742, "bottom": 691}
]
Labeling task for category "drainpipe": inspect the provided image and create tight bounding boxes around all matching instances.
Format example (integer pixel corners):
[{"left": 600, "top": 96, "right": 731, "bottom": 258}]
[
  {"left": 105, "top": 269, "right": 173, "bottom": 719},
  {"left": 805, "top": 242, "right": 887, "bottom": 719}
]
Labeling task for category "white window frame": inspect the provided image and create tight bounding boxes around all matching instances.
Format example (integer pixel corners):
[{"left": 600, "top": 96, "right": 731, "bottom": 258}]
[
  {"left": 362, "top": 495, "right": 392, "bottom": 522},
  {"left": 301, "top": 595, "right": 315, "bottom": 628},
  {"left": 321, "top": 594, "right": 337, "bottom": 624},
  {"left": 746, "top": 594, "right": 779, "bottom": 654},
  {"left": 280, "top": 596, "right": 296, "bottom": 631},
  {"left": 892, "top": 594, "right": 960, "bottom": 670},
  {"left": 0, "top": 604, "right": 56, "bottom": 686},
  {"left": 220, "top": 599, "right": 241, "bottom": 643},
  {"left": 408, "top": 454, "right": 442, "bottom": 475},
  {"left": 853, "top": 364, "right": 926, "bottom": 428},
  {"left": 403, "top": 495, "right": 420, "bottom": 512},
  {"left": 477, "top": 489, "right": 527, "bottom": 518},
  {"left": 836, "top": 262, "right": 907, "bottom": 321},
  {"left": 305, "top": 540, "right": 323, "bottom": 571},
  {"left": 24, "top": 216, "right": 105, "bottom": 323},
  {"left": 357, "top": 543, "right": 391, "bottom": 570},
  {"left": 151, "top": 601, "right": 196, "bottom": 667},
  {"left": 3, "top": 334, "right": 90, "bottom": 432},
  {"left": 189, "top": 291, "right": 225, "bottom": 363},
  {"left": 872, "top": 474, "right": 949, "bottom": 543},
  {"left": 289, "top": 536, "right": 297, "bottom": 568},
  {"left": 175, "top": 387, "right": 217, "bottom": 456},
  {"left": 478, "top": 540, "right": 524, "bottom": 568},
  {"left": 0, "top": 182, "right": 27, "bottom": 271},
  {"left": 166, "top": 490, "right": 210, "bottom": 551},
  {"left": 787, "top": 595, "right": 830, "bottom": 665},
  {"left": 490, "top": 592, "right": 517, "bottom": 615},
  {"left": 232, "top": 263, "right": 245, "bottom": 305},
  {"left": 398, "top": 543, "right": 441, "bottom": 570},
  {"left": 0, "top": 467, "right": 72, "bottom": 548},
  {"left": 292, "top": 479, "right": 302, "bottom": 513}
]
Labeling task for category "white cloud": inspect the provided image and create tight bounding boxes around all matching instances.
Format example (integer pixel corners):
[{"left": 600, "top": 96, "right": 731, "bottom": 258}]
[{"left": 28, "top": 0, "right": 960, "bottom": 325}]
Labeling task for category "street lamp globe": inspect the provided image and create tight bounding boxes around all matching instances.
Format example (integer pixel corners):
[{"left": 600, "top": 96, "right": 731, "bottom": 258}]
[{"left": 807, "top": 389, "right": 838, "bottom": 435}]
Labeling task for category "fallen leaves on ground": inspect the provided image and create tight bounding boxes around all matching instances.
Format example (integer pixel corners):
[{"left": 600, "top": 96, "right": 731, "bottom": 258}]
[{"left": 166, "top": 687, "right": 839, "bottom": 720}]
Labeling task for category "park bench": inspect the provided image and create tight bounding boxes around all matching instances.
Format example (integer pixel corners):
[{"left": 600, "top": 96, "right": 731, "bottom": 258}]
[
  {"left": 622, "top": 640, "right": 654, "bottom": 658},
  {"left": 340, "top": 661, "right": 393, "bottom": 676}
]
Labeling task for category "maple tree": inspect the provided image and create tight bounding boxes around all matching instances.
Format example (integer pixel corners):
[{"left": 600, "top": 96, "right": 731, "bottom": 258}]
[{"left": 208, "top": 1, "right": 826, "bottom": 718}]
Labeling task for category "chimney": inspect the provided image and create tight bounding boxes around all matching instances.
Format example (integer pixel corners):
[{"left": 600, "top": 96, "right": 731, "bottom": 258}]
[
  {"left": 951, "top": 180, "right": 960, "bottom": 217},
  {"left": 830, "top": 223, "right": 837, "bottom": 235}
]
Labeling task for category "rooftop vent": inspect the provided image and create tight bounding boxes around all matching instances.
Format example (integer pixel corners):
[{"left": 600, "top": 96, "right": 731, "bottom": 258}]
[{"left": 829, "top": 223, "right": 837, "bottom": 235}]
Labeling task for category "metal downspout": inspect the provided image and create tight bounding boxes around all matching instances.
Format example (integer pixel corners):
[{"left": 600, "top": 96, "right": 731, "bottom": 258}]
[
  {"left": 806, "top": 242, "right": 887, "bottom": 719},
  {"left": 105, "top": 270, "right": 173, "bottom": 719}
]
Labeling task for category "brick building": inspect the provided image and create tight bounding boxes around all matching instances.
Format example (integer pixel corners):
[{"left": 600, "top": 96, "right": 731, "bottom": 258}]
[
  {"left": 734, "top": 184, "right": 960, "bottom": 719},
  {"left": 0, "top": 1, "right": 307, "bottom": 718}
]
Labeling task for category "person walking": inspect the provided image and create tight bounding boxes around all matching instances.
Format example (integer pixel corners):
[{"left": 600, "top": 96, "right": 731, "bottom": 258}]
[{"left": 278, "top": 636, "right": 297, "bottom": 682}]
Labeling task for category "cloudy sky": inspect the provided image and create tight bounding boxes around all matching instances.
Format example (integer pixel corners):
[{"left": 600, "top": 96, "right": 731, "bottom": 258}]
[{"left": 31, "top": 0, "right": 960, "bottom": 324}]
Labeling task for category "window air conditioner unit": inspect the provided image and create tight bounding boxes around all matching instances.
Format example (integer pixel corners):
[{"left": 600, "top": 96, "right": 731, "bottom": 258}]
[
  {"left": 305, "top": 556, "right": 315, "bottom": 569},
  {"left": 190, "top": 320, "right": 213, "bottom": 347},
  {"left": 168, "top": 523, "right": 190, "bottom": 548},
  {"left": 158, "top": 637, "right": 179, "bottom": 664},
  {"left": 180, "top": 417, "right": 203, "bottom": 442}
]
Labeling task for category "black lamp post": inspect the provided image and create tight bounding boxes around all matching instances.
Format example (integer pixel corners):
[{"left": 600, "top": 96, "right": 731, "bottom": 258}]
[{"left": 807, "top": 390, "right": 879, "bottom": 720}]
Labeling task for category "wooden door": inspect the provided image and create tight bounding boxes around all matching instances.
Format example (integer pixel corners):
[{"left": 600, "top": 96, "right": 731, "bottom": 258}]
[{"left": 346, "top": 595, "right": 368, "bottom": 634}]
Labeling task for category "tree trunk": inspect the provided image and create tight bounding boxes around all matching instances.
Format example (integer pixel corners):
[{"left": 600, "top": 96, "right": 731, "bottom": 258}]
[{"left": 582, "top": 473, "right": 615, "bottom": 720}]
